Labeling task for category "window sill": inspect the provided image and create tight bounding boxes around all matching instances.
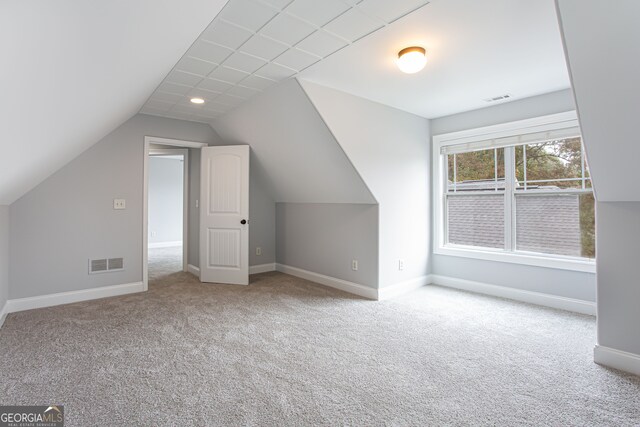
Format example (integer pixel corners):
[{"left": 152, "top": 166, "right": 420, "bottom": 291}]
[{"left": 434, "top": 245, "right": 596, "bottom": 273}]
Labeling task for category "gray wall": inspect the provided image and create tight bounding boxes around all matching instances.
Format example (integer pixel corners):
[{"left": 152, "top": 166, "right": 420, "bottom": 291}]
[
  {"left": 148, "top": 157, "right": 183, "bottom": 244},
  {"left": 188, "top": 148, "right": 201, "bottom": 267},
  {"left": 301, "top": 81, "right": 431, "bottom": 288},
  {"left": 595, "top": 202, "right": 640, "bottom": 355},
  {"left": 9, "top": 114, "right": 218, "bottom": 299},
  {"left": 276, "top": 203, "right": 379, "bottom": 287},
  {"left": 0, "top": 206, "right": 8, "bottom": 312},
  {"left": 430, "top": 88, "right": 596, "bottom": 301}
]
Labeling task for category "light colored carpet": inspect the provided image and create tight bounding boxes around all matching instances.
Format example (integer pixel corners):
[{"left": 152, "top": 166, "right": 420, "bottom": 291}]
[
  {"left": 1, "top": 264, "right": 639, "bottom": 426},
  {"left": 148, "top": 245, "right": 183, "bottom": 280}
]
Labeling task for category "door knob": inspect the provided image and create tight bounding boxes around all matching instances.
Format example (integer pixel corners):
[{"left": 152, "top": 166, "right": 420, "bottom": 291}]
[{"left": 241, "top": 219, "right": 247, "bottom": 224}]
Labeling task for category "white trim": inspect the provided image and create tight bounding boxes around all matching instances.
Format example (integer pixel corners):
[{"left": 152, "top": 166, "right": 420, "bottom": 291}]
[
  {"left": 148, "top": 241, "right": 183, "bottom": 249},
  {"left": 594, "top": 345, "right": 640, "bottom": 376},
  {"left": 276, "top": 264, "right": 377, "bottom": 300},
  {"left": 143, "top": 136, "right": 208, "bottom": 291},
  {"left": 429, "top": 274, "right": 596, "bottom": 315},
  {"left": 0, "top": 301, "right": 7, "bottom": 329},
  {"left": 378, "top": 275, "right": 431, "bottom": 300},
  {"left": 6, "top": 282, "right": 144, "bottom": 313},
  {"left": 432, "top": 110, "right": 596, "bottom": 273},
  {"left": 250, "top": 263, "right": 276, "bottom": 274},
  {"left": 187, "top": 264, "right": 200, "bottom": 276}
]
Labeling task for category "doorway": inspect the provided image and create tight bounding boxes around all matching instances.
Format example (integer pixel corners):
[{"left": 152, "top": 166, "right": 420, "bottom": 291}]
[{"left": 143, "top": 137, "right": 208, "bottom": 290}]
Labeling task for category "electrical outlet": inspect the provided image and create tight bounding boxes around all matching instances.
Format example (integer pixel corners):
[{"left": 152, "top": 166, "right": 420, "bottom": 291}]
[
  {"left": 151, "top": 231, "right": 157, "bottom": 237},
  {"left": 398, "top": 259, "right": 405, "bottom": 270},
  {"left": 256, "top": 247, "right": 262, "bottom": 256},
  {"left": 113, "top": 199, "right": 126, "bottom": 210},
  {"left": 195, "top": 199, "right": 199, "bottom": 208},
  {"left": 352, "top": 260, "right": 358, "bottom": 271}
]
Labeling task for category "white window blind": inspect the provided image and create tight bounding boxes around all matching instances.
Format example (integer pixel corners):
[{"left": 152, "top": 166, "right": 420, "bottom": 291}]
[{"left": 441, "top": 126, "right": 581, "bottom": 155}]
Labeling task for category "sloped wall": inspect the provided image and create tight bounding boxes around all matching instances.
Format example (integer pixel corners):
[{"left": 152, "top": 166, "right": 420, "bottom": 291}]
[
  {"left": 9, "top": 114, "right": 219, "bottom": 299},
  {"left": 300, "top": 81, "right": 431, "bottom": 288},
  {"left": 557, "top": 0, "right": 640, "bottom": 366},
  {"left": 0, "top": 206, "right": 8, "bottom": 317}
]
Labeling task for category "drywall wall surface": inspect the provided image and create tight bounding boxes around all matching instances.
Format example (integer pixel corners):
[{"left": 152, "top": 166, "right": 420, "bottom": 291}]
[
  {"left": 596, "top": 202, "right": 640, "bottom": 354},
  {"left": 248, "top": 161, "right": 276, "bottom": 266},
  {"left": 429, "top": 87, "right": 593, "bottom": 301},
  {"left": 431, "top": 89, "right": 575, "bottom": 135},
  {"left": 9, "top": 114, "right": 217, "bottom": 299},
  {"left": 300, "top": 81, "right": 430, "bottom": 288},
  {"left": 276, "top": 203, "right": 378, "bottom": 287},
  {"left": 148, "top": 157, "right": 184, "bottom": 244},
  {"left": 0, "top": 206, "right": 8, "bottom": 313},
  {"left": 556, "top": 0, "right": 640, "bottom": 202},
  {"left": 431, "top": 255, "right": 595, "bottom": 301},
  {"left": 212, "top": 79, "right": 376, "bottom": 204}
]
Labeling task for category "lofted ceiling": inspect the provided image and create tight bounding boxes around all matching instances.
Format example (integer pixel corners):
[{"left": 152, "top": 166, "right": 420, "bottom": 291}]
[
  {"left": 140, "top": 0, "right": 431, "bottom": 122},
  {"left": 0, "top": 0, "right": 229, "bottom": 205},
  {"left": 300, "top": 0, "right": 571, "bottom": 118}
]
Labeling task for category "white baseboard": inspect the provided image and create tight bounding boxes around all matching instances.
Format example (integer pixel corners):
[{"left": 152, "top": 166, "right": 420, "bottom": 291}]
[
  {"left": 250, "top": 263, "right": 276, "bottom": 274},
  {"left": 0, "top": 301, "right": 7, "bottom": 329},
  {"left": 148, "top": 241, "right": 182, "bottom": 249},
  {"left": 6, "top": 282, "right": 145, "bottom": 313},
  {"left": 187, "top": 264, "right": 200, "bottom": 276},
  {"left": 594, "top": 345, "right": 640, "bottom": 376},
  {"left": 378, "top": 275, "right": 431, "bottom": 300},
  {"left": 429, "top": 274, "right": 596, "bottom": 315},
  {"left": 276, "top": 263, "right": 377, "bottom": 300}
]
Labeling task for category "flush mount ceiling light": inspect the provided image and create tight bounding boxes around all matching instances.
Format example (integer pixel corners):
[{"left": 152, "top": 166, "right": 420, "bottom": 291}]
[
  {"left": 397, "top": 46, "right": 427, "bottom": 74},
  {"left": 190, "top": 97, "right": 205, "bottom": 104}
]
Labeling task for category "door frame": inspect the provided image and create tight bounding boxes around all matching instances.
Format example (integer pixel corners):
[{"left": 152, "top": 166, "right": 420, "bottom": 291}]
[{"left": 143, "top": 136, "right": 208, "bottom": 291}]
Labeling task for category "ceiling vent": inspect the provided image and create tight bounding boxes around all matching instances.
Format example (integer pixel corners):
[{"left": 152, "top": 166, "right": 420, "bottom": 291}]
[
  {"left": 89, "top": 258, "right": 124, "bottom": 274},
  {"left": 484, "top": 94, "right": 512, "bottom": 103}
]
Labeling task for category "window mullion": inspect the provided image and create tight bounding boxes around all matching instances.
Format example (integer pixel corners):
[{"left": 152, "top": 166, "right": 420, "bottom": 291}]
[{"left": 504, "top": 146, "right": 515, "bottom": 252}]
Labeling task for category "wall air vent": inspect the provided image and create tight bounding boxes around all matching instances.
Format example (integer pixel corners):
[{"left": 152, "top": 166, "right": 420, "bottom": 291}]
[
  {"left": 484, "top": 94, "right": 512, "bottom": 103},
  {"left": 89, "top": 258, "right": 124, "bottom": 274}
]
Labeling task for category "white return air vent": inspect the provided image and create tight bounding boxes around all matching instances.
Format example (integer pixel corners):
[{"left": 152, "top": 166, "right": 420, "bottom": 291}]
[{"left": 89, "top": 258, "right": 124, "bottom": 274}]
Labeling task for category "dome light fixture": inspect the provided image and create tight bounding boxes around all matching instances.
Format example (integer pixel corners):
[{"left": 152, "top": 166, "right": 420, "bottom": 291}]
[
  {"left": 397, "top": 46, "right": 427, "bottom": 74},
  {"left": 190, "top": 97, "right": 205, "bottom": 104}
]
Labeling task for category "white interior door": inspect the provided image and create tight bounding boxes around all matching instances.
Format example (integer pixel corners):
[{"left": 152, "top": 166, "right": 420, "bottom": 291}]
[{"left": 199, "top": 145, "right": 249, "bottom": 285}]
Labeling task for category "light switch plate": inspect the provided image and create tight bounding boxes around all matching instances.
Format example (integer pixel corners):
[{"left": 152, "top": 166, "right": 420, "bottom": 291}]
[{"left": 113, "top": 199, "right": 126, "bottom": 210}]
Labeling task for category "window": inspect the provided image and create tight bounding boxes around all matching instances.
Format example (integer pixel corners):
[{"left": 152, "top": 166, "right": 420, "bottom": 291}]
[{"left": 433, "top": 112, "right": 595, "bottom": 272}]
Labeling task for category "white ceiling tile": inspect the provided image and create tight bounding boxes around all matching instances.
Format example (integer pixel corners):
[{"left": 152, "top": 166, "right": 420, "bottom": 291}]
[
  {"left": 198, "top": 78, "right": 234, "bottom": 93},
  {"left": 323, "top": 8, "right": 383, "bottom": 41},
  {"left": 187, "top": 40, "right": 234, "bottom": 64},
  {"left": 256, "top": 0, "right": 293, "bottom": 11},
  {"left": 202, "top": 101, "right": 230, "bottom": 113},
  {"left": 151, "top": 92, "right": 184, "bottom": 103},
  {"left": 140, "top": 106, "right": 168, "bottom": 117},
  {"left": 296, "top": 30, "right": 348, "bottom": 57},
  {"left": 192, "top": 112, "right": 219, "bottom": 122},
  {"left": 285, "top": 0, "right": 350, "bottom": 27},
  {"left": 260, "top": 13, "right": 315, "bottom": 46},
  {"left": 166, "top": 70, "right": 202, "bottom": 87},
  {"left": 219, "top": 0, "right": 277, "bottom": 32},
  {"left": 208, "top": 66, "right": 250, "bottom": 84},
  {"left": 239, "top": 74, "right": 277, "bottom": 90},
  {"left": 239, "top": 35, "right": 289, "bottom": 61},
  {"left": 163, "top": 111, "right": 192, "bottom": 121},
  {"left": 223, "top": 52, "right": 268, "bottom": 74},
  {"left": 226, "top": 85, "right": 261, "bottom": 98},
  {"left": 255, "top": 62, "right": 297, "bottom": 80},
  {"left": 172, "top": 104, "right": 204, "bottom": 115},
  {"left": 216, "top": 93, "right": 246, "bottom": 106},
  {"left": 176, "top": 57, "right": 218, "bottom": 76},
  {"left": 358, "top": 0, "right": 429, "bottom": 23},
  {"left": 201, "top": 20, "right": 253, "bottom": 50},
  {"left": 274, "top": 48, "right": 320, "bottom": 71},
  {"left": 157, "top": 82, "right": 192, "bottom": 96}
]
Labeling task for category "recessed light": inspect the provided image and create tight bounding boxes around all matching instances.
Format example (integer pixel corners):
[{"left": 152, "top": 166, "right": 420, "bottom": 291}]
[
  {"left": 397, "top": 46, "right": 427, "bottom": 74},
  {"left": 190, "top": 97, "right": 205, "bottom": 104}
]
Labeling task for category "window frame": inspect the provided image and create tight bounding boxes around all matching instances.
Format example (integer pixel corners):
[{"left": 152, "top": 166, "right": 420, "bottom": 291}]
[{"left": 432, "top": 111, "right": 596, "bottom": 273}]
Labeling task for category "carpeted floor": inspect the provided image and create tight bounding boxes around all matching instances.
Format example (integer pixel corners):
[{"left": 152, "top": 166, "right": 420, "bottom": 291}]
[
  {"left": 1, "top": 256, "right": 639, "bottom": 426},
  {"left": 148, "top": 245, "right": 183, "bottom": 280}
]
